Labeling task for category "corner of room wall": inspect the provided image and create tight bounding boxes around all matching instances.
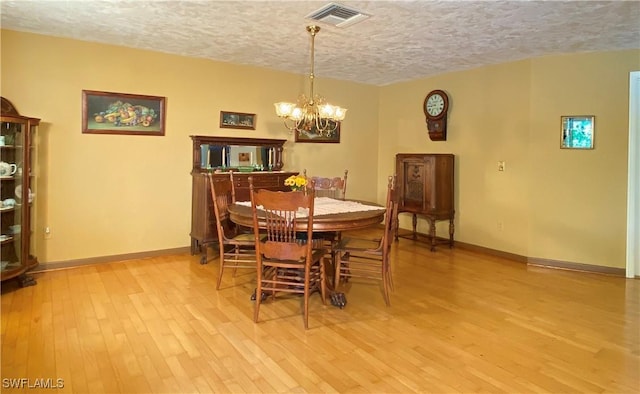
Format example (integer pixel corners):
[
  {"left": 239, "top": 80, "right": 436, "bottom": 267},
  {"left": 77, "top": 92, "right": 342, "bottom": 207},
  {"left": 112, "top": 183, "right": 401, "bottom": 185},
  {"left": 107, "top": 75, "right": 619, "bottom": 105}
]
[{"left": 379, "top": 50, "right": 640, "bottom": 269}]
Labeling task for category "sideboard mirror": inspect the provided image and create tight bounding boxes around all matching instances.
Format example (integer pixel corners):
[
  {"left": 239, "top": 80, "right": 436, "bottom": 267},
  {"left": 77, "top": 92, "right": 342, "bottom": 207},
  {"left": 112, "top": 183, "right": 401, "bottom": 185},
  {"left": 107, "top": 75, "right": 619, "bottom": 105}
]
[{"left": 190, "top": 136, "right": 286, "bottom": 172}]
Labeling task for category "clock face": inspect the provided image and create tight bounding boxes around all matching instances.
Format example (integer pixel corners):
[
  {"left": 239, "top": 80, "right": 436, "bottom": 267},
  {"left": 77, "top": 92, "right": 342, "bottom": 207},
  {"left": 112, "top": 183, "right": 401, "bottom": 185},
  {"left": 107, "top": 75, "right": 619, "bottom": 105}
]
[{"left": 425, "top": 94, "right": 445, "bottom": 117}]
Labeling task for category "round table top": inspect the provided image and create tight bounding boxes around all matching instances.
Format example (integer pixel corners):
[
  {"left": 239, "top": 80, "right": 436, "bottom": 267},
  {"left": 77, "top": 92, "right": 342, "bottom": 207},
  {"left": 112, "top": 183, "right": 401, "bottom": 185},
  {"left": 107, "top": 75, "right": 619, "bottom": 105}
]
[{"left": 228, "top": 200, "right": 386, "bottom": 232}]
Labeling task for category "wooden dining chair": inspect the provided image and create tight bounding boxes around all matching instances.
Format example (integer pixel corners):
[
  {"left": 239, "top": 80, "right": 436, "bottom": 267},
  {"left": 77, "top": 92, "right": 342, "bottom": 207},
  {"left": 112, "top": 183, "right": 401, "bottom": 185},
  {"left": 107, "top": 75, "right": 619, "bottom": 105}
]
[
  {"left": 249, "top": 177, "right": 327, "bottom": 329},
  {"left": 333, "top": 175, "right": 398, "bottom": 306},
  {"left": 208, "top": 173, "right": 260, "bottom": 290},
  {"left": 303, "top": 169, "right": 348, "bottom": 200},
  {"left": 302, "top": 169, "right": 349, "bottom": 271}
]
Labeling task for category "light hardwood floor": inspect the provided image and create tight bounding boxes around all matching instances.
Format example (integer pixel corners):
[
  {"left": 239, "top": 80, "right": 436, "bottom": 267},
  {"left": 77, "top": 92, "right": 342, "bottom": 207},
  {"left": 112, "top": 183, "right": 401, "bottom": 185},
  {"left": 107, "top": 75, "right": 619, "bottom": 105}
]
[{"left": 2, "top": 228, "right": 639, "bottom": 393}]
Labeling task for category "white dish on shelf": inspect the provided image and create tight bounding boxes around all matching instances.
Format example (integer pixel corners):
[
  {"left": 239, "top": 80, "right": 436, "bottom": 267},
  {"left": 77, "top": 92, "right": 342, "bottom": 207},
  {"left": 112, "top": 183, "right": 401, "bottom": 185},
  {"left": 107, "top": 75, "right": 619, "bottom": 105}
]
[
  {"left": 14, "top": 185, "right": 34, "bottom": 203},
  {"left": 0, "top": 234, "right": 11, "bottom": 242}
]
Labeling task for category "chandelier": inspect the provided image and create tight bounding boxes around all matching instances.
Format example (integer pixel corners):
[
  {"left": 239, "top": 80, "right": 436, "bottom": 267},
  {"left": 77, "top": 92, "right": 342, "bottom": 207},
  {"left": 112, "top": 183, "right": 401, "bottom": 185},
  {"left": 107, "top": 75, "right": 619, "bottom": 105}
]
[{"left": 274, "top": 25, "right": 347, "bottom": 137}]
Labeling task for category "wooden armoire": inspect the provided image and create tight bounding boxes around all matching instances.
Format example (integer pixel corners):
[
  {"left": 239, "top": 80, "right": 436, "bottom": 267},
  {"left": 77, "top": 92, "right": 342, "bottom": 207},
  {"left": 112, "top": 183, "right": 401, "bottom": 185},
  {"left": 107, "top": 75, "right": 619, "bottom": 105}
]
[{"left": 394, "top": 153, "right": 455, "bottom": 251}]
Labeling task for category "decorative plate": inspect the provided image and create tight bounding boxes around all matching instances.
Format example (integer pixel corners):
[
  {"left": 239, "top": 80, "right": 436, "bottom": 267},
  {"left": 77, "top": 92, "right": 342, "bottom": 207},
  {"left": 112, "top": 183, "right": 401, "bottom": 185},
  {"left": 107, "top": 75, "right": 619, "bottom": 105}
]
[{"left": 15, "top": 185, "right": 34, "bottom": 203}]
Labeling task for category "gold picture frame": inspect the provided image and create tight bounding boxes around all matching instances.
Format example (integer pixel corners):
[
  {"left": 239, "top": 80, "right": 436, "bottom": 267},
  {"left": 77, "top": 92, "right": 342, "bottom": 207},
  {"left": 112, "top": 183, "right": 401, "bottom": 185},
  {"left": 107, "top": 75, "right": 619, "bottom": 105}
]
[
  {"left": 561, "top": 115, "right": 594, "bottom": 149},
  {"left": 220, "top": 111, "right": 256, "bottom": 130},
  {"left": 294, "top": 121, "right": 341, "bottom": 143},
  {"left": 82, "top": 90, "right": 166, "bottom": 136}
]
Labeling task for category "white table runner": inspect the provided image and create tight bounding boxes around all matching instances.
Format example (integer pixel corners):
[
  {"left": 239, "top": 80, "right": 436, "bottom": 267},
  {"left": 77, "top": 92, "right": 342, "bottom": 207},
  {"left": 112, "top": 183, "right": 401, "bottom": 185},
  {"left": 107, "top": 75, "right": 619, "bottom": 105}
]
[{"left": 235, "top": 197, "right": 383, "bottom": 218}]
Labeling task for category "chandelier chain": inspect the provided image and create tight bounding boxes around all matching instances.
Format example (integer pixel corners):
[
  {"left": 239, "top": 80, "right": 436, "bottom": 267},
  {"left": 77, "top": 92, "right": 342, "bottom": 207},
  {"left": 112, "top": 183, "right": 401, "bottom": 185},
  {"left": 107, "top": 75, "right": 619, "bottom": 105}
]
[{"left": 274, "top": 25, "right": 347, "bottom": 138}]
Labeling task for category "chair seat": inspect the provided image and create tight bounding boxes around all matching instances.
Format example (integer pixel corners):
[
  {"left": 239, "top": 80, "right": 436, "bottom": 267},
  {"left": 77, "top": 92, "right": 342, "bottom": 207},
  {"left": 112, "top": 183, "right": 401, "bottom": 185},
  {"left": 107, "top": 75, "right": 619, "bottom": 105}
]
[
  {"left": 229, "top": 232, "right": 263, "bottom": 244},
  {"left": 335, "top": 237, "right": 382, "bottom": 254},
  {"left": 262, "top": 248, "right": 327, "bottom": 266}
]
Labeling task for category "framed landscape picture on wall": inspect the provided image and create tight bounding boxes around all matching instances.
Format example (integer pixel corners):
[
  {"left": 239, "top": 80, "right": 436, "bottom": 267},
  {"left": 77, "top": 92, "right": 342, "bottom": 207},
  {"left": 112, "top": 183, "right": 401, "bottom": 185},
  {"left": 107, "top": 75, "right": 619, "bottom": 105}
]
[
  {"left": 220, "top": 111, "right": 256, "bottom": 130},
  {"left": 294, "top": 121, "right": 341, "bottom": 143}
]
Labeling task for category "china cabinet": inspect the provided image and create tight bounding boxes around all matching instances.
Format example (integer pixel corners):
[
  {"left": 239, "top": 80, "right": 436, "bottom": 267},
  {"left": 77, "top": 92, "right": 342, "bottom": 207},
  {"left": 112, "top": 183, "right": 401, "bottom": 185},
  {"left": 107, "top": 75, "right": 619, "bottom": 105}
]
[
  {"left": 1, "top": 97, "right": 40, "bottom": 286},
  {"left": 190, "top": 135, "right": 297, "bottom": 263},
  {"left": 395, "top": 153, "right": 455, "bottom": 251}
]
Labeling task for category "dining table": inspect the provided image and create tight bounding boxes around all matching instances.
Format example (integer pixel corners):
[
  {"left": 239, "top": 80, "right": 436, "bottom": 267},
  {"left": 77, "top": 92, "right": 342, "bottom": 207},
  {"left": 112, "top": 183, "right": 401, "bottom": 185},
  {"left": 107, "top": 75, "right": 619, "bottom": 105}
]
[
  {"left": 228, "top": 197, "right": 387, "bottom": 308},
  {"left": 228, "top": 197, "right": 386, "bottom": 232}
]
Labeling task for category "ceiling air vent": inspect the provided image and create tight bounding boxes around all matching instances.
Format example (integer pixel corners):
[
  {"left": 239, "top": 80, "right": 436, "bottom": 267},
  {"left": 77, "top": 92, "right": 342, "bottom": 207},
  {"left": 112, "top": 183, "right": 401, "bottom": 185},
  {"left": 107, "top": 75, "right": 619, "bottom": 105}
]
[{"left": 306, "top": 2, "right": 370, "bottom": 28}]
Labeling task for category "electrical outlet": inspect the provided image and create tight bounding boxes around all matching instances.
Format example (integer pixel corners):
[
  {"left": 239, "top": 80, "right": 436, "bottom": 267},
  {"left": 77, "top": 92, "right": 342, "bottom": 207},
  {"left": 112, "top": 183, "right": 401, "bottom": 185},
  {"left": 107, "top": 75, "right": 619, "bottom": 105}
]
[
  {"left": 44, "top": 226, "right": 52, "bottom": 239},
  {"left": 497, "top": 221, "right": 504, "bottom": 231},
  {"left": 498, "top": 161, "right": 506, "bottom": 172}
]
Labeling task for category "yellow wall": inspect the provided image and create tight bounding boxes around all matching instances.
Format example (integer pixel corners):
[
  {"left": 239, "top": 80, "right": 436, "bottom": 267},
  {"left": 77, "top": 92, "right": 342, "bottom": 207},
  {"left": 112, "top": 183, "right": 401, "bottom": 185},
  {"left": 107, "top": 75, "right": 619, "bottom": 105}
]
[
  {"left": 528, "top": 52, "right": 638, "bottom": 266},
  {"left": 1, "top": 30, "right": 638, "bottom": 269},
  {"left": 0, "top": 30, "right": 379, "bottom": 262},
  {"left": 380, "top": 50, "right": 639, "bottom": 268},
  {"left": 379, "top": 61, "right": 532, "bottom": 256}
]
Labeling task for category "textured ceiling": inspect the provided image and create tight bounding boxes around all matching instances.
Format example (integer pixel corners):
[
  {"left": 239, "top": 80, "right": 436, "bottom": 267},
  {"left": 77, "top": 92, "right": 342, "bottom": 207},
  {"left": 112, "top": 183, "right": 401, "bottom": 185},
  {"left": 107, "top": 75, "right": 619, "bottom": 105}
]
[{"left": 1, "top": 0, "right": 639, "bottom": 86}]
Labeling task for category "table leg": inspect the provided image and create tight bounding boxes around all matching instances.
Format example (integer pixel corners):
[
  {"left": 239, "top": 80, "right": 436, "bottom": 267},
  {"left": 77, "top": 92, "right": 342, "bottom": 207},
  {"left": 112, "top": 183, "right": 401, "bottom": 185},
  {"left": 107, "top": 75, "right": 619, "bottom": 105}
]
[
  {"left": 329, "top": 254, "right": 347, "bottom": 309},
  {"left": 449, "top": 217, "right": 455, "bottom": 248},
  {"left": 412, "top": 214, "right": 418, "bottom": 240},
  {"left": 429, "top": 219, "right": 437, "bottom": 252}
]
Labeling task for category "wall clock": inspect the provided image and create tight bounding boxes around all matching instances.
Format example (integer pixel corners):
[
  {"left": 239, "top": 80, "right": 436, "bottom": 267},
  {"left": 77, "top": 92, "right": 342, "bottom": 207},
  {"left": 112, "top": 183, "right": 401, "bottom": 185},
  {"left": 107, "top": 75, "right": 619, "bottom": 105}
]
[{"left": 423, "top": 90, "right": 449, "bottom": 141}]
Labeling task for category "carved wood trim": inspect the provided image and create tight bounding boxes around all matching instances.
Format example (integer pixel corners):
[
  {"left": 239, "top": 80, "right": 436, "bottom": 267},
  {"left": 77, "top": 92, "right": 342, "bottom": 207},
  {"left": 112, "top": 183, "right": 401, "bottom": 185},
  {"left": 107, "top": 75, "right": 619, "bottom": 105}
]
[{"left": 1, "top": 97, "right": 19, "bottom": 116}]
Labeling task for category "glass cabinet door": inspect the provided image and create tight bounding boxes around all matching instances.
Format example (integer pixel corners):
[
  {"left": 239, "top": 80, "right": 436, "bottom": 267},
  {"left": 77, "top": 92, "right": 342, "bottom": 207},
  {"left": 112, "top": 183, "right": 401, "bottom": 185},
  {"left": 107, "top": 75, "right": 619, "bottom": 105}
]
[
  {"left": 1, "top": 116, "right": 39, "bottom": 286},
  {"left": 1, "top": 118, "right": 26, "bottom": 276},
  {"left": 28, "top": 121, "right": 38, "bottom": 264}
]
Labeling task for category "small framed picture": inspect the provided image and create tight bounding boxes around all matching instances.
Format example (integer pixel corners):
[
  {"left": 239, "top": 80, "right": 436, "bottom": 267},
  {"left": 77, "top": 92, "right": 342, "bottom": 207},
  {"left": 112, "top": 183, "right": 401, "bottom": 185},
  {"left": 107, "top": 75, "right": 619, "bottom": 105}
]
[
  {"left": 561, "top": 116, "right": 594, "bottom": 149},
  {"left": 294, "top": 120, "right": 341, "bottom": 143},
  {"left": 220, "top": 111, "right": 256, "bottom": 130}
]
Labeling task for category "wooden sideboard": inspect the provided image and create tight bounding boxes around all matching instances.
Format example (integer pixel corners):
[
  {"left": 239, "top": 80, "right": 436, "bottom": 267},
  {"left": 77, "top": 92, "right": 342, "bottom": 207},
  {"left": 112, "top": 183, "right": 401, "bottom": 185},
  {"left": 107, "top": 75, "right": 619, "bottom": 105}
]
[
  {"left": 189, "top": 135, "right": 296, "bottom": 263},
  {"left": 394, "top": 153, "right": 455, "bottom": 251}
]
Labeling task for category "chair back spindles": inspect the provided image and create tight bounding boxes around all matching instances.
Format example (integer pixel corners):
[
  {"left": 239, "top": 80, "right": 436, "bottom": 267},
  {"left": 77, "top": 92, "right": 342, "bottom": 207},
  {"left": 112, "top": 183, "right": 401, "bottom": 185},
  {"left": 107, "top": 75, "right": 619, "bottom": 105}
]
[
  {"left": 208, "top": 173, "right": 258, "bottom": 290},
  {"left": 333, "top": 174, "right": 397, "bottom": 306},
  {"left": 381, "top": 175, "right": 398, "bottom": 252},
  {"left": 248, "top": 177, "right": 325, "bottom": 329},
  {"left": 301, "top": 170, "right": 347, "bottom": 265},
  {"left": 303, "top": 169, "right": 348, "bottom": 200}
]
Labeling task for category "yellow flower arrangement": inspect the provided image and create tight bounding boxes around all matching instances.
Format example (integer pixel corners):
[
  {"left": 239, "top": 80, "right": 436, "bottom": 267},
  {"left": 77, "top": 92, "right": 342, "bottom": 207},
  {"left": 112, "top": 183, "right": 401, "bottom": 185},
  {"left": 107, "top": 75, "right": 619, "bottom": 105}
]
[{"left": 284, "top": 174, "right": 308, "bottom": 191}]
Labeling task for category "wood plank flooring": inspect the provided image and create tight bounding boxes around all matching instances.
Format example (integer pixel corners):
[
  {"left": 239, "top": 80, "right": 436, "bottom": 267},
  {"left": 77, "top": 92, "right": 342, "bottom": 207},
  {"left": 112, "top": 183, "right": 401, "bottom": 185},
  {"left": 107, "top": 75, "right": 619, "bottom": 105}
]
[{"left": 2, "top": 228, "right": 639, "bottom": 393}]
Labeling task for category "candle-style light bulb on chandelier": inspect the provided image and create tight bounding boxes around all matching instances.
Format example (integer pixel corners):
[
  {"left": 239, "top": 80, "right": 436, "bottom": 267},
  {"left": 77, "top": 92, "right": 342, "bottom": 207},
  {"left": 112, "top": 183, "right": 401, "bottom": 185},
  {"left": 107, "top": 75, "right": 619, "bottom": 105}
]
[{"left": 274, "top": 25, "right": 347, "bottom": 137}]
